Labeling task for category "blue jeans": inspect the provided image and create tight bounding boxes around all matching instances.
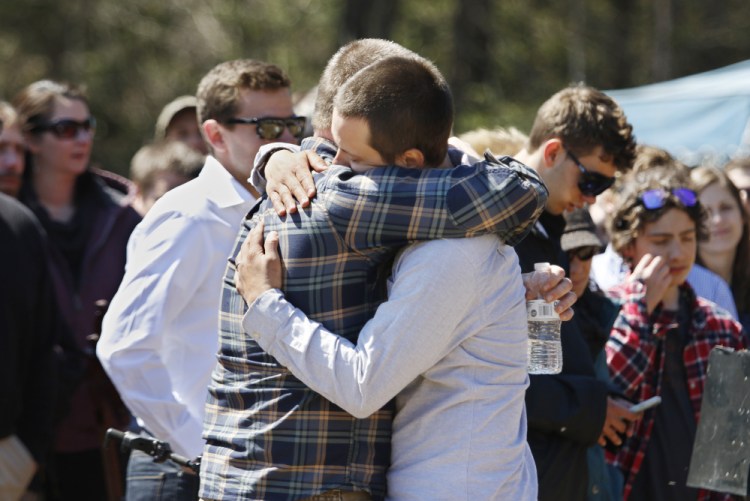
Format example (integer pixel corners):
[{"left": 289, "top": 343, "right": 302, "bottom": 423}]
[{"left": 126, "top": 449, "right": 199, "bottom": 501}]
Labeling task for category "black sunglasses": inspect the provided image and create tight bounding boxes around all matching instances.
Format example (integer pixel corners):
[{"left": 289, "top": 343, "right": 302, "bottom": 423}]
[
  {"left": 567, "top": 150, "right": 615, "bottom": 197},
  {"left": 567, "top": 245, "right": 601, "bottom": 261},
  {"left": 224, "top": 116, "right": 306, "bottom": 140},
  {"left": 640, "top": 188, "right": 698, "bottom": 210},
  {"left": 33, "top": 117, "right": 96, "bottom": 140}
]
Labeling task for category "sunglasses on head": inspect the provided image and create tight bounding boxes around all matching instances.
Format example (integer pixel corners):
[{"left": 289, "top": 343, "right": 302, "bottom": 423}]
[
  {"left": 567, "top": 150, "right": 615, "bottom": 197},
  {"left": 224, "top": 116, "right": 306, "bottom": 140},
  {"left": 33, "top": 117, "right": 96, "bottom": 140},
  {"left": 567, "top": 245, "right": 601, "bottom": 262},
  {"left": 639, "top": 188, "right": 697, "bottom": 210}
]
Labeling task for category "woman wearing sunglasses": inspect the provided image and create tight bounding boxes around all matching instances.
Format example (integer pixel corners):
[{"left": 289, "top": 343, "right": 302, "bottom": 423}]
[
  {"left": 13, "top": 80, "right": 141, "bottom": 500},
  {"left": 690, "top": 165, "right": 750, "bottom": 338},
  {"left": 605, "top": 174, "right": 746, "bottom": 501}
]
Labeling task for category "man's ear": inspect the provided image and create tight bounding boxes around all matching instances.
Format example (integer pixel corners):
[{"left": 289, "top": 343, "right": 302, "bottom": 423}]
[
  {"left": 397, "top": 148, "right": 425, "bottom": 169},
  {"left": 202, "top": 120, "right": 225, "bottom": 153},
  {"left": 541, "top": 138, "right": 565, "bottom": 169}
]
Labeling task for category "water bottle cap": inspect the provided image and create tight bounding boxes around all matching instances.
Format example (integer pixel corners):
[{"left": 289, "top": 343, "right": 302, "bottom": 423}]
[{"left": 534, "top": 262, "right": 551, "bottom": 272}]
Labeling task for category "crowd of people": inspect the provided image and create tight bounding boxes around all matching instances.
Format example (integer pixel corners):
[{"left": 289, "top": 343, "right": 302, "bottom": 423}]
[{"left": 1, "top": 37, "right": 749, "bottom": 501}]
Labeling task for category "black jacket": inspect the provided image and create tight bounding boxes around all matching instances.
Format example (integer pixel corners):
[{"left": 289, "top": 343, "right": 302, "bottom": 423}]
[
  {"left": 0, "top": 194, "right": 57, "bottom": 462},
  {"left": 515, "top": 211, "right": 609, "bottom": 501}
]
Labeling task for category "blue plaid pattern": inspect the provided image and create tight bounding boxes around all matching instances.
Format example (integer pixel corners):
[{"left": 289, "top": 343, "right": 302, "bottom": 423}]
[{"left": 200, "top": 137, "right": 548, "bottom": 500}]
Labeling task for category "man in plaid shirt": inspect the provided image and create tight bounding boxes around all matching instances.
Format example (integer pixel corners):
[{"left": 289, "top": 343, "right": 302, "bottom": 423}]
[
  {"left": 200, "top": 41, "right": 547, "bottom": 501},
  {"left": 606, "top": 166, "right": 746, "bottom": 500}
]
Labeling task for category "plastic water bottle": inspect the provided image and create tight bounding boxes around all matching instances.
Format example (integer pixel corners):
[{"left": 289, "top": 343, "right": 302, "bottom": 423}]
[{"left": 527, "top": 262, "right": 562, "bottom": 374}]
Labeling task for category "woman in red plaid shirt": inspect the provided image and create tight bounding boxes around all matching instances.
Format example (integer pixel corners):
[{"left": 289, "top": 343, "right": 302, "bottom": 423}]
[{"left": 605, "top": 169, "right": 746, "bottom": 501}]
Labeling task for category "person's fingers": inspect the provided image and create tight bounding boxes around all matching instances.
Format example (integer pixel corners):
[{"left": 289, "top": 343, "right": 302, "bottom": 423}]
[
  {"left": 555, "top": 291, "right": 577, "bottom": 321},
  {"left": 609, "top": 417, "right": 627, "bottom": 434},
  {"left": 540, "top": 265, "right": 567, "bottom": 292},
  {"left": 276, "top": 184, "right": 297, "bottom": 215},
  {"left": 264, "top": 230, "right": 279, "bottom": 260},
  {"left": 297, "top": 171, "right": 316, "bottom": 204},
  {"left": 542, "top": 274, "right": 572, "bottom": 302},
  {"left": 630, "top": 253, "right": 652, "bottom": 278},
  {"left": 289, "top": 176, "right": 310, "bottom": 209},
  {"left": 245, "top": 221, "right": 265, "bottom": 256},
  {"left": 268, "top": 191, "right": 287, "bottom": 217},
  {"left": 306, "top": 151, "right": 329, "bottom": 174}
]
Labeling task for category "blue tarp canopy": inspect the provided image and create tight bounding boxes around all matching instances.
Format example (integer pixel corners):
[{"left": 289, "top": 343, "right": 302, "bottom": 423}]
[{"left": 606, "top": 59, "right": 750, "bottom": 164}]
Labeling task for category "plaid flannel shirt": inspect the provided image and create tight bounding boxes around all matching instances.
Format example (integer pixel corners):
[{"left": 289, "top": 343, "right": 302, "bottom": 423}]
[
  {"left": 606, "top": 280, "right": 746, "bottom": 501},
  {"left": 200, "top": 137, "right": 547, "bottom": 500}
]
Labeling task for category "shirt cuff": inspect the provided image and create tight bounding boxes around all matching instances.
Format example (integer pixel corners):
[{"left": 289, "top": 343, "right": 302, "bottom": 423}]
[{"left": 242, "top": 288, "right": 289, "bottom": 348}]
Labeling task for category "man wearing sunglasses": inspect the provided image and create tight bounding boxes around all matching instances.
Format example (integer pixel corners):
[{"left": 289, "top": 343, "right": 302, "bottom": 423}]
[
  {"left": 97, "top": 59, "right": 302, "bottom": 501},
  {"left": 511, "top": 84, "right": 639, "bottom": 501}
]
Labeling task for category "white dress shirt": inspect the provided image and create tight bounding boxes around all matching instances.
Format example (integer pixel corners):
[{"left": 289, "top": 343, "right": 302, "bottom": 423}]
[
  {"left": 246, "top": 235, "right": 537, "bottom": 500},
  {"left": 97, "top": 157, "right": 256, "bottom": 458}
]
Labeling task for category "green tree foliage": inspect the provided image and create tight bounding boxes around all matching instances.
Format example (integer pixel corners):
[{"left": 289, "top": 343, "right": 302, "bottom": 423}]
[{"left": 1, "top": 0, "right": 749, "bottom": 175}]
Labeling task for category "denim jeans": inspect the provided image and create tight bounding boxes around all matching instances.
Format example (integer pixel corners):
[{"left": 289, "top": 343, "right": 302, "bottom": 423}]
[{"left": 126, "top": 449, "right": 199, "bottom": 501}]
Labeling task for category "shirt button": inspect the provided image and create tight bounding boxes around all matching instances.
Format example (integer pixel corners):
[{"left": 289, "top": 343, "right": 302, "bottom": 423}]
[
  {"left": 560, "top": 426, "right": 567, "bottom": 433},
  {"left": 592, "top": 485, "right": 600, "bottom": 495}
]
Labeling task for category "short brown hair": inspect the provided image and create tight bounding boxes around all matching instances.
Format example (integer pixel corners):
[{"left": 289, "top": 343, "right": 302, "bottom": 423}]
[
  {"left": 528, "top": 84, "right": 636, "bottom": 172},
  {"left": 334, "top": 56, "right": 453, "bottom": 166},
  {"left": 13, "top": 80, "right": 89, "bottom": 134},
  {"left": 196, "top": 59, "right": 291, "bottom": 125},
  {"left": 313, "top": 39, "right": 415, "bottom": 132},
  {"left": 130, "top": 140, "right": 204, "bottom": 192}
]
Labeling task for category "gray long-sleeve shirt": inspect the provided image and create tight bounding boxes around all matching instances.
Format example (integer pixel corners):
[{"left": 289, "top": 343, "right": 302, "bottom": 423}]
[{"left": 245, "top": 234, "right": 537, "bottom": 500}]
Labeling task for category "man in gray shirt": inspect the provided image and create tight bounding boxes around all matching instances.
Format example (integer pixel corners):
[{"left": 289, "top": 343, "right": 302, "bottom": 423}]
[{"left": 228, "top": 56, "right": 574, "bottom": 499}]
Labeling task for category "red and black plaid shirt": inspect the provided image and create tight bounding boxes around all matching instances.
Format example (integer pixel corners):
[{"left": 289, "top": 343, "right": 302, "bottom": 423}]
[{"left": 606, "top": 280, "right": 746, "bottom": 501}]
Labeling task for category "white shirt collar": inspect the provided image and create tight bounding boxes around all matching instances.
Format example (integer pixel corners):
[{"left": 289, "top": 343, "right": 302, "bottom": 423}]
[{"left": 200, "top": 156, "right": 257, "bottom": 209}]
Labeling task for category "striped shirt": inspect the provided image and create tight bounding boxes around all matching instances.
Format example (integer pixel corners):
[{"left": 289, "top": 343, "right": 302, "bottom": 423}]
[{"left": 200, "top": 137, "right": 548, "bottom": 500}]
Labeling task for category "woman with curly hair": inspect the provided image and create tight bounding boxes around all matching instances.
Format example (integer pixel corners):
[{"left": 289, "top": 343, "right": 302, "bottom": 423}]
[{"left": 605, "top": 171, "right": 746, "bottom": 501}]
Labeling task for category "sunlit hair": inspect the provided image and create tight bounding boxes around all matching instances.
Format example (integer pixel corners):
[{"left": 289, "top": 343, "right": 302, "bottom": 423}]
[
  {"left": 458, "top": 126, "right": 527, "bottom": 157},
  {"left": 13, "top": 80, "right": 89, "bottom": 134},
  {"left": 313, "top": 39, "right": 415, "bottom": 132},
  {"left": 691, "top": 165, "right": 750, "bottom": 313},
  {"left": 609, "top": 174, "right": 708, "bottom": 262},
  {"left": 603, "top": 146, "right": 689, "bottom": 233},
  {"left": 196, "top": 59, "right": 291, "bottom": 125},
  {"left": 528, "top": 84, "right": 636, "bottom": 172},
  {"left": 724, "top": 156, "right": 750, "bottom": 175},
  {"left": 334, "top": 56, "right": 453, "bottom": 167},
  {"left": 0, "top": 101, "right": 20, "bottom": 128},
  {"left": 130, "top": 140, "right": 204, "bottom": 193}
]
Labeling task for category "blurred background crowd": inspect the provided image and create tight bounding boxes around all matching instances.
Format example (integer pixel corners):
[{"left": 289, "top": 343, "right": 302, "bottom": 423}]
[{"left": 2, "top": 1, "right": 750, "bottom": 500}]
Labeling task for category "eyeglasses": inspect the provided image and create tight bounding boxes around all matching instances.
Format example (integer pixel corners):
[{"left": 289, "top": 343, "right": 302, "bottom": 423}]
[
  {"left": 32, "top": 117, "right": 96, "bottom": 140},
  {"left": 640, "top": 188, "right": 697, "bottom": 210},
  {"left": 224, "top": 116, "right": 306, "bottom": 140},
  {"left": 567, "top": 150, "right": 615, "bottom": 197},
  {"left": 567, "top": 245, "right": 601, "bottom": 262}
]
